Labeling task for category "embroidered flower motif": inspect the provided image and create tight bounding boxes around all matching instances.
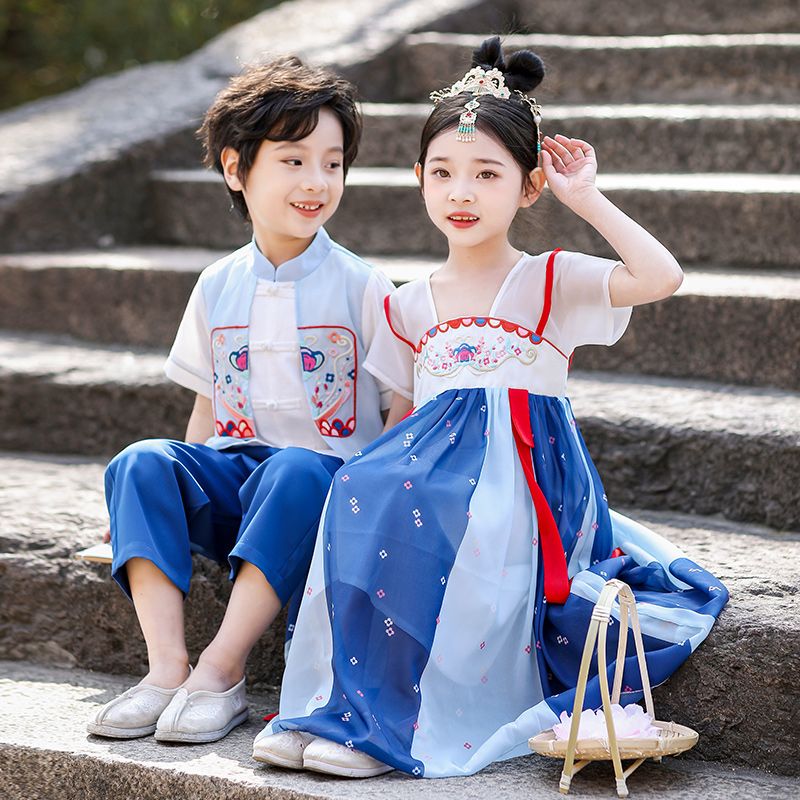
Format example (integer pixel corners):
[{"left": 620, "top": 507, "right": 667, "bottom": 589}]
[
  {"left": 315, "top": 695, "right": 324, "bottom": 701},
  {"left": 306, "top": 587, "right": 313, "bottom": 596},
  {"left": 341, "top": 712, "right": 352, "bottom": 722},
  {"left": 357, "top": 690, "right": 364, "bottom": 697},
  {"left": 404, "top": 480, "right": 413, "bottom": 489},
  {"left": 479, "top": 641, "right": 486, "bottom": 650},
  {"left": 376, "top": 588, "right": 386, "bottom": 598},
  {"left": 386, "top": 628, "right": 395, "bottom": 636},
  {"left": 350, "top": 657, "right": 358, "bottom": 665},
  {"left": 524, "top": 644, "right": 532, "bottom": 654},
  {"left": 412, "top": 766, "right": 421, "bottom": 775},
  {"left": 481, "top": 675, "right": 488, "bottom": 684},
  {"left": 379, "top": 549, "right": 388, "bottom": 559},
  {"left": 341, "top": 474, "right": 350, "bottom": 482},
  {"left": 413, "top": 684, "right": 420, "bottom": 693},
  {"left": 464, "top": 742, "right": 473, "bottom": 749}
]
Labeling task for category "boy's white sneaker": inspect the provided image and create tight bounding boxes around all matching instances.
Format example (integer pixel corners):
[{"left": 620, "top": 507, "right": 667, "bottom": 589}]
[
  {"left": 302, "top": 737, "right": 394, "bottom": 777},
  {"left": 87, "top": 682, "right": 184, "bottom": 739},
  {"left": 252, "top": 730, "right": 317, "bottom": 769}
]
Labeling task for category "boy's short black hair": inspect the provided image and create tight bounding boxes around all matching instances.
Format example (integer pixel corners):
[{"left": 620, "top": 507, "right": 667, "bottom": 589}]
[{"left": 198, "top": 55, "right": 362, "bottom": 219}]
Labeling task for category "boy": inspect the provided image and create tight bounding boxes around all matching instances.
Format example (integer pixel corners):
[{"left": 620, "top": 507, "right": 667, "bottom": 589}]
[{"left": 88, "top": 56, "right": 393, "bottom": 744}]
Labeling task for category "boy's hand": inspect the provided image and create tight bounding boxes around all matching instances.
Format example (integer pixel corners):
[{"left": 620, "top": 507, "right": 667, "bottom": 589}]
[
  {"left": 541, "top": 134, "right": 599, "bottom": 211},
  {"left": 102, "top": 526, "right": 110, "bottom": 544}
]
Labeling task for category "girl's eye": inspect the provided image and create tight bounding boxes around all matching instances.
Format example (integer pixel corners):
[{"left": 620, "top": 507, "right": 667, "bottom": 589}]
[
  {"left": 478, "top": 170, "right": 496, "bottom": 179},
  {"left": 327, "top": 161, "right": 342, "bottom": 170},
  {"left": 432, "top": 168, "right": 450, "bottom": 178},
  {"left": 284, "top": 159, "right": 302, "bottom": 166}
]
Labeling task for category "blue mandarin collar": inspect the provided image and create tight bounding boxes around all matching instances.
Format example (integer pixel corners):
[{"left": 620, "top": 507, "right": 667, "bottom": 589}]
[{"left": 247, "top": 227, "right": 333, "bottom": 282}]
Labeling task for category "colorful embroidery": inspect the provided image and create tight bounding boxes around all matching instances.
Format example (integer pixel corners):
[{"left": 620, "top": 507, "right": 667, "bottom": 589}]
[
  {"left": 416, "top": 317, "right": 541, "bottom": 379},
  {"left": 299, "top": 325, "right": 357, "bottom": 438},
  {"left": 211, "top": 326, "right": 256, "bottom": 438}
]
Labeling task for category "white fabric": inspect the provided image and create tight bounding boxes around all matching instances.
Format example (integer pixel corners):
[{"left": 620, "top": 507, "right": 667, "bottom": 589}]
[
  {"left": 411, "top": 391, "right": 547, "bottom": 773},
  {"left": 364, "top": 250, "right": 632, "bottom": 405},
  {"left": 165, "top": 254, "right": 392, "bottom": 455}
]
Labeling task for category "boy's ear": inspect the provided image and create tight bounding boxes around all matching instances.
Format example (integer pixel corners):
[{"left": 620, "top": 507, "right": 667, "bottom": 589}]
[
  {"left": 520, "top": 166, "right": 546, "bottom": 208},
  {"left": 414, "top": 162, "right": 424, "bottom": 192},
  {"left": 220, "top": 146, "right": 244, "bottom": 192}
]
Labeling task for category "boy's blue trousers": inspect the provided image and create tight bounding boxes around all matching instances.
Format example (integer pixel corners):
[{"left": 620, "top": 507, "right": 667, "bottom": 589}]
[{"left": 105, "top": 439, "right": 342, "bottom": 605}]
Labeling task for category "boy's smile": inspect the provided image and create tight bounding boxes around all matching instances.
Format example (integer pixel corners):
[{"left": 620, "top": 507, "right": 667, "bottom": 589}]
[{"left": 221, "top": 107, "right": 345, "bottom": 265}]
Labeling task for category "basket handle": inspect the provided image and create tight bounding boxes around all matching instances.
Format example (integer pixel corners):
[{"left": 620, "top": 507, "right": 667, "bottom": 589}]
[{"left": 559, "top": 579, "right": 656, "bottom": 796}]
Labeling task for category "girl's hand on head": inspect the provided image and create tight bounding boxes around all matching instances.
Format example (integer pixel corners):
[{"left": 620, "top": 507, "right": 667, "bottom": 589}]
[{"left": 541, "top": 134, "right": 599, "bottom": 210}]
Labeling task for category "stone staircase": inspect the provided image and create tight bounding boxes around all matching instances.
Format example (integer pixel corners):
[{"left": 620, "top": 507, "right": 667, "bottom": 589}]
[{"left": 1, "top": 0, "right": 799, "bottom": 797}]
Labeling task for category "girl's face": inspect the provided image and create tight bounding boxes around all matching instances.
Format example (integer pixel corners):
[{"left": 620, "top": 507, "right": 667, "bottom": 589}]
[{"left": 415, "top": 126, "right": 542, "bottom": 249}]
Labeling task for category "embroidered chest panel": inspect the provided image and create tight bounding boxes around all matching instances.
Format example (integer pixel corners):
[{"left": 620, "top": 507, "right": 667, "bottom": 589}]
[
  {"left": 415, "top": 317, "right": 543, "bottom": 379},
  {"left": 300, "top": 325, "right": 358, "bottom": 438},
  {"left": 211, "top": 326, "right": 256, "bottom": 439}
]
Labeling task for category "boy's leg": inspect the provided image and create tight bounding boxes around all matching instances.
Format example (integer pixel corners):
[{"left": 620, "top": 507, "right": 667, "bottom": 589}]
[
  {"left": 105, "top": 438, "right": 259, "bottom": 688},
  {"left": 184, "top": 447, "right": 342, "bottom": 693}
]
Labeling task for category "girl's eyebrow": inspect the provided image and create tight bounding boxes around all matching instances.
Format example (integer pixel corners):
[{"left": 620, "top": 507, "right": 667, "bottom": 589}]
[{"left": 427, "top": 156, "right": 506, "bottom": 166}]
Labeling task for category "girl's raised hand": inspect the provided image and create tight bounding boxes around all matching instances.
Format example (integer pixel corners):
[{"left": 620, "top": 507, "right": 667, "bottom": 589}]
[{"left": 541, "top": 134, "right": 599, "bottom": 209}]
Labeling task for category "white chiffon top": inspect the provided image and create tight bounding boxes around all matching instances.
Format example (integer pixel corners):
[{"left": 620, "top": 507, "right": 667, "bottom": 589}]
[{"left": 364, "top": 249, "right": 633, "bottom": 406}]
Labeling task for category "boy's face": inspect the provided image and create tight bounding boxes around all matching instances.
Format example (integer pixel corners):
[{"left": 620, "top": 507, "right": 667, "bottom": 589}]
[{"left": 222, "top": 107, "right": 345, "bottom": 253}]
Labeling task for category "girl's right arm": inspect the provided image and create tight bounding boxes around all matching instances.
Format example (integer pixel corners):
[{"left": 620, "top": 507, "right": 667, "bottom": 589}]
[{"left": 185, "top": 394, "right": 214, "bottom": 443}]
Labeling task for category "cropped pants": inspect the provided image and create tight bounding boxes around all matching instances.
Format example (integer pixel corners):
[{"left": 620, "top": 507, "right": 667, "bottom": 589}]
[{"left": 105, "top": 439, "right": 342, "bottom": 605}]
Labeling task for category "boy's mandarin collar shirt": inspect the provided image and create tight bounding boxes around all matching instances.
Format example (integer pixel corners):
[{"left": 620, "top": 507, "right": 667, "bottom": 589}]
[{"left": 247, "top": 227, "right": 333, "bottom": 283}]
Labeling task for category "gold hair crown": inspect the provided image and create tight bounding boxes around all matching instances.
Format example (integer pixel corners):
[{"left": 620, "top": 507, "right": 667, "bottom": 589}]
[{"left": 430, "top": 65, "right": 543, "bottom": 148}]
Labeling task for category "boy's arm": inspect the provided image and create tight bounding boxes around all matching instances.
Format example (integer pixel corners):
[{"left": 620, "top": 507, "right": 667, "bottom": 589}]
[
  {"left": 382, "top": 393, "right": 413, "bottom": 433},
  {"left": 185, "top": 394, "right": 214, "bottom": 444}
]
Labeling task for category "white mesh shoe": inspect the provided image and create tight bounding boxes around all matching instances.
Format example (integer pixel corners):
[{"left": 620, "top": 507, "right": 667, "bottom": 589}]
[
  {"left": 154, "top": 676, "right": 249, "bottom": 743},
  {"left": 252, "top": 730, "right": 317, "bottom": 769},
  {"left": 302, "top": 737, "right": 394, "bottom": 778},
  {"left": 87, "top": 676, "right": 189, "bottom": 739}
]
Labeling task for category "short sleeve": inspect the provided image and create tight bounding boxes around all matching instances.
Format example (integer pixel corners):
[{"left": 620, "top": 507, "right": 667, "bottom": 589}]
[
  {"left": 163, "top": 277, "right": 213, "bottom": 397},
  {"left": 363, "top": 290, "right": 415, "bottom": 401},
  {"left": 550, "top": 251, "right": 633, "bottom": 352},
  {"left": 360, "top": 269, "right": 397, "bottom": 410}
]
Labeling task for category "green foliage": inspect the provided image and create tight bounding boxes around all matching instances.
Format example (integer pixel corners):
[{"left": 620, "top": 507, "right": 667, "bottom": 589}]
[{"left": 0, "top": 0, "right": 281, "bottom": 110}]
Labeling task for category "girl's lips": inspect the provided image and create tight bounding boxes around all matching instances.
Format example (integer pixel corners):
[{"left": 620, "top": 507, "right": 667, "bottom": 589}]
[
  {"left": 291, "top": 202, "right": 324, "bottom": 218},
  {"left": 447, "top": 214, "right": 479, "bottom": 229}
]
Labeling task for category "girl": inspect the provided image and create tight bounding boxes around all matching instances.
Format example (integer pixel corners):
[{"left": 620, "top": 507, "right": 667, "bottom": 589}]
[{"left": 252, "top": 37, "right": 729, "bottom": 778}]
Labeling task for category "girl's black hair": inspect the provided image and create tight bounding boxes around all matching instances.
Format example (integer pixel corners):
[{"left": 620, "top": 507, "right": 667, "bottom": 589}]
[{"left": 418, "top": 36, "right": 545, "bottom": 189}]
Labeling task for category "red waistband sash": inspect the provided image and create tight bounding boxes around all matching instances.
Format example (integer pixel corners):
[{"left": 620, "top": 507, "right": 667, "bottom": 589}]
[{"left": 508, "top": 388, "right": 570, "bottom": 605}]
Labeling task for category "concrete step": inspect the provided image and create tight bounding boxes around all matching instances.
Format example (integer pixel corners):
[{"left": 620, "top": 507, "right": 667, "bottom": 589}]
[
  {"left": 1, "top": 333, "right": 798, "bottom": 529},
  {"left": 147, "top": 168, "right": 800, "bottom": 269},
  {"left": 358, "top": 103, "right": 800, "bottom": 173},
  {"left": 0, "top": 453, "right": 798, "bottom": 776},
  {"left": 2, "top": 251, "right": 798, "bottom": 390},
  {"left": 367, "top": 32, "right": 800, "bottom": 104},
  {"left": 2, "top": 667, "right": 798, "bottom": 799},
  {"left": 424, "top": 0, "right": 800, "bottom": 37}
]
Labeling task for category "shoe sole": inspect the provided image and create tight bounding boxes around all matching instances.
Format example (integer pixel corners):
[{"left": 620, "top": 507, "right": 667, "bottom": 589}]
[
  {"left": 252, "top": 750, "right": 304, "bottom": 770},
  {"left": 303, "top": 757, "right": 394, "bottom": 778},
  {"left": 154, "top": 708, "right": 249, "bottom": 743},
  {"left": 86, "top": 722, "right": 157, "bottom": 739}
]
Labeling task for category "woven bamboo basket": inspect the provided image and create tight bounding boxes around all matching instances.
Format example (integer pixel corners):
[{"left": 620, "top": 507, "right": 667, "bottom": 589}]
[{"left": 529, "top": 579, "right": 698, "bottom": 797}]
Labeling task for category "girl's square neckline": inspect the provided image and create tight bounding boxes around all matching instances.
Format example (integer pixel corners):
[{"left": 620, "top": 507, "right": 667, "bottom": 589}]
[{"left": 424, "top": 250, "right": 531, "bottom": 329}]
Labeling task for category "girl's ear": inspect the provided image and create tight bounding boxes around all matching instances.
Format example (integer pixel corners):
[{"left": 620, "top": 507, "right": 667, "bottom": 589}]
[
  {"left": 414, "top": 161, "right": 424, "bottom": 193},
  {"left": 520, "top": 166, "right": 546, "bottom": 208},
  {"left": 221, "top": 146, "right": 244, "bottom": 192}
]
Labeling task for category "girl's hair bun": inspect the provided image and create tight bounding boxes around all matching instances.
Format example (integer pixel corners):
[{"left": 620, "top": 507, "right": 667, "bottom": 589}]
[{"left": 471, "top": 35, "right": 545, "bottom": 94}]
